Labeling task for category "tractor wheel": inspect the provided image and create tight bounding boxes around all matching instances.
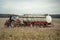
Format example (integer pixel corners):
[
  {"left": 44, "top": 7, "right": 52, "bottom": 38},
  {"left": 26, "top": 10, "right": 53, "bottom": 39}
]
[
  {"left": 4, "top": 21, "right": 10, "bottom": 27},
  {"left": 10, "top": 21, "right": 16, "bottom": 27}
]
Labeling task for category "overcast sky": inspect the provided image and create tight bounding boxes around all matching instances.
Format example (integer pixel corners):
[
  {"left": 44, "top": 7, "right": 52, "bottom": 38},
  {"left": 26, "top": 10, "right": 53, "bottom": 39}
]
[{"left": 0, "top": 0, "right": 60, "bottom": 15}]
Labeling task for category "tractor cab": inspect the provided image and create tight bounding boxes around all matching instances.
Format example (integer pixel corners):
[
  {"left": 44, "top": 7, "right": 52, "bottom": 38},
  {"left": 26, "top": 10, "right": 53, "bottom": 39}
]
[{"left": 9, "top": 15, "right": 19, "bottom": 21}]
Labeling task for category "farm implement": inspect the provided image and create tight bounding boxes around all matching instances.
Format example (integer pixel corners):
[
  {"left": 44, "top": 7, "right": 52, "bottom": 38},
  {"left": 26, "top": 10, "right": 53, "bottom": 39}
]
[{"left": 4, "top": 15, "right": 54, "bottom": 27}]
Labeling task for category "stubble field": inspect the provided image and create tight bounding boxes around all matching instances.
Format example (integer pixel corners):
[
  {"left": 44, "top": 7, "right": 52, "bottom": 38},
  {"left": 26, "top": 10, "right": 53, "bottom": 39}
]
[{"left": 0, "top": 18, "right": 60, "bottom": 40}]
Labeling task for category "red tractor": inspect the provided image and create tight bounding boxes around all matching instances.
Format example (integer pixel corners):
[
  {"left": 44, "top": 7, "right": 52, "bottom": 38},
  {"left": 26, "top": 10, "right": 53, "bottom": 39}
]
[{"left": 5, "top": 16, "right": 21, "bottom": 27}]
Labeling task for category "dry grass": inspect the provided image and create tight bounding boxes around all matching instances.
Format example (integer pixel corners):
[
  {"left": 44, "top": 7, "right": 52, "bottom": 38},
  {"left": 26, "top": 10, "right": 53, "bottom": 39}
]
[{"left": 0, "top": 18, "right": 60, "bottom": 40}]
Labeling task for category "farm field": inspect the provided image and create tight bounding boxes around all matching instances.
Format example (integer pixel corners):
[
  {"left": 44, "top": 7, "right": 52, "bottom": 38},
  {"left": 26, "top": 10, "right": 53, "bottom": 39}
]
[{"left": 0, "top": 18, "right": 60, "bottom": 40}]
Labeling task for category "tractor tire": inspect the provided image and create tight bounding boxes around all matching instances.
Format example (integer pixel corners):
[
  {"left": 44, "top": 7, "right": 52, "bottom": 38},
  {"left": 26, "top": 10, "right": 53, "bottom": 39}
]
[{"left": 10, "top": 21, "right": 16, "bottom": 27}]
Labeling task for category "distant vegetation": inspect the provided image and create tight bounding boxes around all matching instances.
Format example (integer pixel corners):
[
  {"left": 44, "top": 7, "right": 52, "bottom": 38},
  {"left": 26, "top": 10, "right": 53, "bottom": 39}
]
[
  {"left": 0, "top": 14, "right": 18, "bottom": 18},
  {"left": 50, "top": 14, "right": 60, "bottom": 18},
  {"left": 0, "top": 14, "right": 60, "bottom": 18}
]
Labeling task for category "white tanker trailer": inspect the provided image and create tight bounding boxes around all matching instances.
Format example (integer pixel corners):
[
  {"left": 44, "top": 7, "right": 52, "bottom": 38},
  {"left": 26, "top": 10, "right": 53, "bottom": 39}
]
[{"left": 23, "top": 14, "right": 53, "bottom": 27}]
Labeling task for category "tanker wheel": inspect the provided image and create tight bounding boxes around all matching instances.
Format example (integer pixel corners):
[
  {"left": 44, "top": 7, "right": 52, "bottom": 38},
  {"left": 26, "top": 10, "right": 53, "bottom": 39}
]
[
  {"left": 44, "top": 23, "right": 54, "bottom": 27},
  {"left": 47, "top": 23, "right": 54, "bottom": 27}
]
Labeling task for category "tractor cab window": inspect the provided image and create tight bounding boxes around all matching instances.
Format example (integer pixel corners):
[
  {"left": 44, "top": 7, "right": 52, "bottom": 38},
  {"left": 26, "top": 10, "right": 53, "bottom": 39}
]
[
  {"left": 11, "top": 16, "right": 15, "bottom": 20},
  {"left": 15, "top": 16, "right": 19, "bottom": 19},
  {"left": 10, "top": 16, "right": 19, "bottom": 20}
]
